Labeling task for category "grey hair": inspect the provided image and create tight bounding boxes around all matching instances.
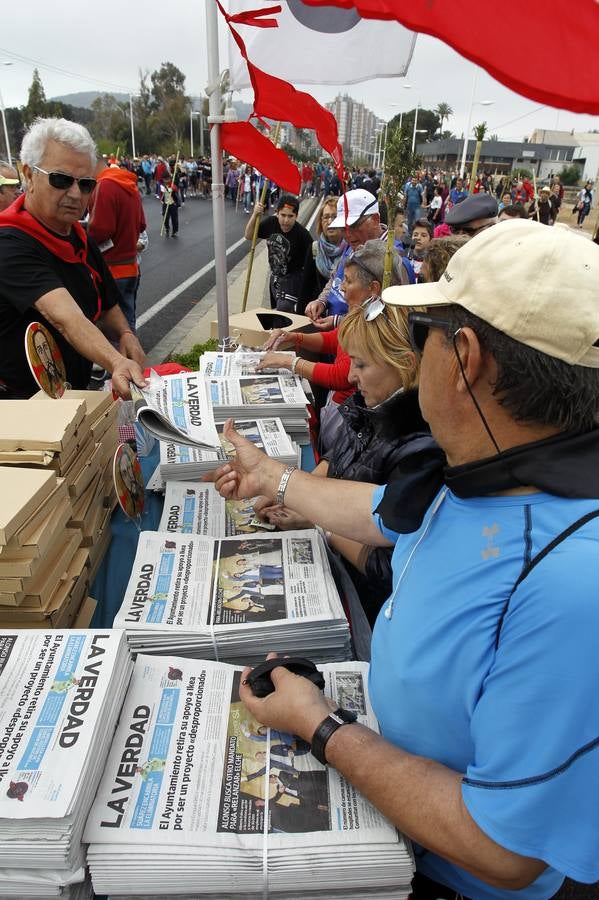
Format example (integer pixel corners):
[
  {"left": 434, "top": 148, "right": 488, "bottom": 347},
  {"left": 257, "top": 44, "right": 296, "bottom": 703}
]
[
  {"left": 20, "top": 118, "right": 97, "bottom": 169},
  {"left": 347, "top": 239, "right": 407, "bottom": 288}
]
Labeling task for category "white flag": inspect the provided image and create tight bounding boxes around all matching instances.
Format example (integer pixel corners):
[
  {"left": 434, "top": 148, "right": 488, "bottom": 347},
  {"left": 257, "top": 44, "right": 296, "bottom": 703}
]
[{"left": 227, "top": 0, "right": 416, "bottom": 89}]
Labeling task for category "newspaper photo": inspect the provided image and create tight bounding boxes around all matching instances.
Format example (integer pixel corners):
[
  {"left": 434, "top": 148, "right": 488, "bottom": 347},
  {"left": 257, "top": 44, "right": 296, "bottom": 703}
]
[
  {"left": 0, "top": 630, "right": 126, "bottom": 820},
  {"left": 114, "top": 530, "right": 340, "bottom": 631},
  {"left": 199, "top": 351, "right": 296, "bottom": 377},
  {"left": 84, "top": 655, "right": 400, "bottom": 850},
  {"left": 207, "top": 375, "right": 308, "bottom": 410},
  {"left": 130, "top": 370, "right": 220, "bottom": 448},
  {"left": 158, "top": 482, "right": 275, "bottom": 537}
]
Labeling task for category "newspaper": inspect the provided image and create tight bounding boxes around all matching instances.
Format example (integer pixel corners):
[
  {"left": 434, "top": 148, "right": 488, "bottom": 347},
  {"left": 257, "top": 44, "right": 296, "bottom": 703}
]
[
  {"left": 207, "top": 375, "right": 308, "bottom": 410},
  {"left": 130, "top": 370, "right": 220, "bottom": 448},
  {"left": 159, "top": 418, "right": 298, "bottom": 473},
  {"left": 199, "top": 351, "right": 296, "bottom": 377},
  {"left": 158, "top": 482, "right": 275, "bottom": 537},
  {"left": 0, "top": 630, "right": 127, "bottom": 820},
  {"left": 114, "top": 530, "right": 341, "bottom": 631},
  {"left": 84, "top": 655, "right": 402, "bottom": 851}
]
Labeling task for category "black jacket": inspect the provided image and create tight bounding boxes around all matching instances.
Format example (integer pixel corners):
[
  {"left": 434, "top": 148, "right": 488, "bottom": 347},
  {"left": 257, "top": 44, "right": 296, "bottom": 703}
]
[{"left": 322, "top": 388, "right": 445, "bottom": 625}]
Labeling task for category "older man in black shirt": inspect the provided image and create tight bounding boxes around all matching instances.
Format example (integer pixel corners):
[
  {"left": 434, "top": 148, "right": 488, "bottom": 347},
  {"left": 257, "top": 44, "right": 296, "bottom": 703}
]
[{"left": 0, "top": 117, "right": 147, "bottom": 399}]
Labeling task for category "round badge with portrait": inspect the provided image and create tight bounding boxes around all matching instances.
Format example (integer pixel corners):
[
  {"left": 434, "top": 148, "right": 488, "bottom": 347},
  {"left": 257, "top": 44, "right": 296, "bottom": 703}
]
[
  {"left": 24, "top": 322, "right": 68, "bottom": 399},
  {"left": 113, "top": 443, "right": 145, "bottom": 521}
]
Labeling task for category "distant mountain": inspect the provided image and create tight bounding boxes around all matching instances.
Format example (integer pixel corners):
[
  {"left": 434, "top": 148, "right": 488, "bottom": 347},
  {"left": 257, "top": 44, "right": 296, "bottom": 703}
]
[{"left": 50, "top": 91, "right": 128, "bottom": 109}]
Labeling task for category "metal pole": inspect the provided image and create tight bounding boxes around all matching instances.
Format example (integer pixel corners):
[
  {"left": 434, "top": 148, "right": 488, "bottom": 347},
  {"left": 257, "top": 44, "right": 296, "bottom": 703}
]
[
  {"left": 129, "top": 94, "right": 136, "bottom": 159},
  {"left": 190, "top": 107, "right": 194, "bottom": 158},
  {"left": 460, "top": 72, "right": 477, "bottom": 178},
  {"left": 0, "top": 86, "right": 12, "bottom": 166},
  {"left": 411, "top": 102, "right": 419, "bottom": 153},
  {"left": 206, "top": 0, "right": 229, "bottom": 343},
  {"left": 200, "top": 111, "right": 205, "bottom": 157}
]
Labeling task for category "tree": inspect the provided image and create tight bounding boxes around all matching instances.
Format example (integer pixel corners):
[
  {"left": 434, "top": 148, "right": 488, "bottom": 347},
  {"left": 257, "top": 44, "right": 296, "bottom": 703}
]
[
  {"left": 388, "top": 107, "right": 440, "bottom": 143},
  {"left": 24, "top": 69, "right": 47, "bottom": 123},
  {"left": 434, "top": 102, "right": 453, "bottom": 134},
  {"left": 380, "top": 124, "right": 421, "bottom": 288},
  {"left": 469, "top": 122, "right": 488, "bottom": 192},
  {"left": 149, "top": 62, "right": 189, "bottom": 150}
]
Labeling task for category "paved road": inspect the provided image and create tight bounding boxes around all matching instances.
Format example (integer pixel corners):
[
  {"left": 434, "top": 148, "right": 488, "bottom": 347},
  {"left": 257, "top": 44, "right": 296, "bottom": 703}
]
[{"left": 135, "top": 192, "right": 253, "bottom": 354}]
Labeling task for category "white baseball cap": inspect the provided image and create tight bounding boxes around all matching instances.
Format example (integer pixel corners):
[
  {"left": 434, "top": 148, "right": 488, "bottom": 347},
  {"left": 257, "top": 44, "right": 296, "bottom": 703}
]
[
  {"left": 382, "top": 219, "right": 599, "bottom": 368},
  {"left": 329, "top": 188, "right": 379, "bottom": 229}
]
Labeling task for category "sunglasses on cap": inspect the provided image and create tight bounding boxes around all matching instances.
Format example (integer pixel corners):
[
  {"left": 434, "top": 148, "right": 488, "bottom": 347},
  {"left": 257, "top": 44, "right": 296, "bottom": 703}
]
[
  {"left": 361, "top": 296, "right": 409, "bottom": 344},
  {"left": 33, "top": 166, "right": 97, "bottom": 195},
  {"left": 407, "top": 312, "right": 453, "bottom": 354}
]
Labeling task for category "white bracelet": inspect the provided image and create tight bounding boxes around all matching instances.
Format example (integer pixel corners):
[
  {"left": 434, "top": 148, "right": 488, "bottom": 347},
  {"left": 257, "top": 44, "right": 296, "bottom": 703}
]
[
  {"left": 275, "top": 465, "right": 297, "bottom": 506},
  {"left": 291, "top": 357, "right": 301, "bottom": 375}
]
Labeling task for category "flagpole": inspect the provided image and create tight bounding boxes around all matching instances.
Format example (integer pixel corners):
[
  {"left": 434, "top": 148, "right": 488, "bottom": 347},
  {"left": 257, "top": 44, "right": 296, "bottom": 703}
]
[
  {"left": 206, "top": 0, "right": 229, "bottom": 344},
  {"left": 241, "top": 121, "right": 281, "bottom": 313}
]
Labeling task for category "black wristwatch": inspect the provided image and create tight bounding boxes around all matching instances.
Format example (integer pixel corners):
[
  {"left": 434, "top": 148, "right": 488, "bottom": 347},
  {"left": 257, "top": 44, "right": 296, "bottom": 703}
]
[{"left": 310, "top": 707, "right": 357, "bottom": 765}]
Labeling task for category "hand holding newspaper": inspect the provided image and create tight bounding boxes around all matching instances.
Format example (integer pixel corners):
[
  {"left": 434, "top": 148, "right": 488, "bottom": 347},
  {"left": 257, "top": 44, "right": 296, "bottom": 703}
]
[{"left": 130, "top": 369, "right": 220, "bottom": 448}]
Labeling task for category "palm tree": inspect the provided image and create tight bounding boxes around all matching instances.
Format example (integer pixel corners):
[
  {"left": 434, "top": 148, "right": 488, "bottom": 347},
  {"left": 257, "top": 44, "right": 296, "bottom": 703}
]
[
  {"left": 434, "top": 102, "right": 453, "bottom": 134},
  {"left": 469, "top": 122, "right": 488, "bottom": 193}
]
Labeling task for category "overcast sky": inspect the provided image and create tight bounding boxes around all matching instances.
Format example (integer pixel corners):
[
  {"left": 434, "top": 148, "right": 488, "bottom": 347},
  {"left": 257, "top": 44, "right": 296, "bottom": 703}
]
[{"left": 1, "top": 0, "right": 598, "bottom": 146}]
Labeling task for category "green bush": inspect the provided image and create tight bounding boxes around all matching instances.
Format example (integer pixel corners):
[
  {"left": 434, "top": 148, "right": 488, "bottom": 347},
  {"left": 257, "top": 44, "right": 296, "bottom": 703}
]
[
  {"left": 169, "top": 338, "right": 219, "bottom": 370},
  {"left": 558, "top": 165, "right": 582, "bottom": 186},
  {"left": 511, "top": 167, "right": 533, "bottom": 180}
]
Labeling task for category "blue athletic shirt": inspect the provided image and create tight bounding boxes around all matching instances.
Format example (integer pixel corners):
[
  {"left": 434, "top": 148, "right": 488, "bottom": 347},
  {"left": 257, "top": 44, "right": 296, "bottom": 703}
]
[{"left": 371, "top": 485, "right": 599, "bottom": 899}]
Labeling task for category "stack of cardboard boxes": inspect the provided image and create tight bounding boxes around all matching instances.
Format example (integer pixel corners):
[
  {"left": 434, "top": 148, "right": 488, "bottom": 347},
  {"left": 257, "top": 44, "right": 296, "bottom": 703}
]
[{"left": 0, "top": 392, "right": 121, "bottom": 628}]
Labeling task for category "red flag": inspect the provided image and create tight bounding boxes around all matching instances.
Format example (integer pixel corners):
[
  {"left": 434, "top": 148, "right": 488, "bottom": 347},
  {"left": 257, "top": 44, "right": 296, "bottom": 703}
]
[
  {"left": 216, "top": 1, "right": 344, "bottom": 180},
  {"left": 220, "top": 121, "right": 301, "bottom": 194},
  {"left": 303, "top": 0, "right": 599, "bottom": 114}
]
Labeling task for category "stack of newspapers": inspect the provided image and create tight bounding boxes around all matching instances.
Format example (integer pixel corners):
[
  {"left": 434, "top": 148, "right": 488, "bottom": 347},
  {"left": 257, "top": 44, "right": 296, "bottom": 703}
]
[
  {"left": 206, "top": 375, "right": 311, "bottom": 444},
  {"left": 199, "top": 350, "right": 297, "bottom": 377},
  {"left": 85, "top": 655, "right": 414, "bottom": 898},
  {"left": 159, "top": 482, "right": 277, "bottom": 538},
  {"left": 113, "top": 530, "right": 351, "bottom": 664},
  {"left": 131, "top": 370, "right": 220, "bottom": 449},
  {"left": 149, "top": 418, "right": 300, "bottom": 490},
  {"left": 0, "top": 630, "right": 132, "bottom": 898}
]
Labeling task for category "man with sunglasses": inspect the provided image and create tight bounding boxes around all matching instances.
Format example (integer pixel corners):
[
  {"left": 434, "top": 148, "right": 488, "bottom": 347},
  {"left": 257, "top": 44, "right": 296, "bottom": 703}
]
[
  {"left": 444, "top": 191, "right": 498, "bottom": 237},
  {"left": 0, "top": 163, "right": 20, "bottom": 212},
  {"left": 215, "top": 220, "right": 599, "bottom": 899},
  {"left": 0, "top": 117, "right": 147, "bottom": 399}
]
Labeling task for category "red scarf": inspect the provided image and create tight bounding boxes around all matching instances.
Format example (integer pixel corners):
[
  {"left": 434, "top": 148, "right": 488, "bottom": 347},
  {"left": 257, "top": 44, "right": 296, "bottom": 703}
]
[{"left": 0, "top": 193, "right": 103, "bottom": 320}]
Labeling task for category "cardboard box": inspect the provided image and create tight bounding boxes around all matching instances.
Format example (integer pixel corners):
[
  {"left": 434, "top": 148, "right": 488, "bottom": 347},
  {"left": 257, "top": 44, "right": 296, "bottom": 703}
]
[
  {"left": 210, "top": 307, "right": 311, "bottom": 348},
  {"left": 88, "top": 515, "right": 112, "bottom": 584},
  {"left": 69, "top": 470, "right": 103, "bottom": 529},
  {"left": 0, "top": 400, "right": 87, "bottom": 452},
  {"left": 68, "top": 441, "right": 104, "bottom": 500},
  {"left": 0, "top": 555, "right": 89, "bottom": 627},
  {"left": 16, "top": 531, "right": 82, "bottom": 608},
  {"left": 31, "top": 388, "right": 115, "bottom": 423},
  {"left": 73, "top": 596, "right": 97, "bottom": 628},
  {"left": 0, "top": 499, "right": 72, "bottom": 563},
  {"left": 13, "top": 481, "right": 69, "bottom": 548},
  {"left": 0, "top": 468, "right": 57, "bottom": 545}
]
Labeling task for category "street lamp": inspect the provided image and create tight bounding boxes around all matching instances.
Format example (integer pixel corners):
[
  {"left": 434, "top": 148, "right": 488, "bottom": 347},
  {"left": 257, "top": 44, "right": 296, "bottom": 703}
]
[
  {"left": 190, "top": 109, "right": 204, "bottom": 158},
  {"left": 0, "top": 61, "right": 14, "bottom": 166},
  {"left": 459, "top": 73, "right": 493, "bottom": 177},
  {"left": 389, "top": 83, "right": 413, "bottom": 132},
  {"left": 128, "top": 93, "right": 138, "bottom": 160}
]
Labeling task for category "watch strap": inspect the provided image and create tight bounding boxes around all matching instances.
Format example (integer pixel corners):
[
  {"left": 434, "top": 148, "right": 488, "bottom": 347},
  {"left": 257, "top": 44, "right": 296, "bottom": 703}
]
[{"left": 310, "top": 707, "right": 357, "bottom": 765}]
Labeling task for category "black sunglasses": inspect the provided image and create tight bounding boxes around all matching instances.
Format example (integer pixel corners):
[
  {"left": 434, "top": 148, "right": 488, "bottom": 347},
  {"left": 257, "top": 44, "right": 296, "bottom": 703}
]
[
  {"left": 33, "top": 166, "right": 97, "bottom": 194},
  {"left": 407, "top": 312, "right": 453, "bottom": 354},
  {"left": 449, "top": 222, "right": 494, "bottom": 237}
]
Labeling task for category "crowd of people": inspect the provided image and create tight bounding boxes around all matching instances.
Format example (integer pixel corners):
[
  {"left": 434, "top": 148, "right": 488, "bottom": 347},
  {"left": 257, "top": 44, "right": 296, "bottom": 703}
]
[{"left": 1, "top": 113, "right": 599, "bottom": 900}]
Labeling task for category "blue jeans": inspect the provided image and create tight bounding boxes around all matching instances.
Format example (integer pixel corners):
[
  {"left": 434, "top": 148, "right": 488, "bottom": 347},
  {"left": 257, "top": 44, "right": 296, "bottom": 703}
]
[
  {"left": 407, "top": 205, "right": 421, "bottom": 233},
  {"left": 115, "top": 275, "right": 139, "bottom": 333}
]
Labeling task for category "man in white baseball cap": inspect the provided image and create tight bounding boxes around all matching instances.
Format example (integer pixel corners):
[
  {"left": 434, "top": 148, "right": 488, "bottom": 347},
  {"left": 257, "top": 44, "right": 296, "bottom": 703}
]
[
  {"left": 213, "top": 218, "right": 599, "bottom": 900},
  {"left": 0, "top": 163, "right": 21, "bottom": 213}
]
